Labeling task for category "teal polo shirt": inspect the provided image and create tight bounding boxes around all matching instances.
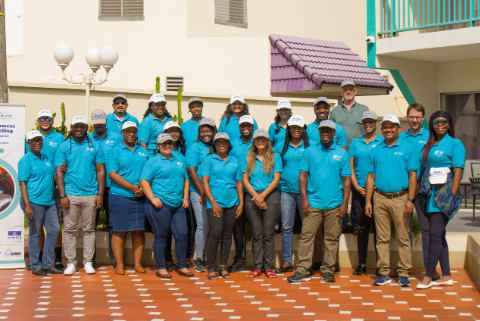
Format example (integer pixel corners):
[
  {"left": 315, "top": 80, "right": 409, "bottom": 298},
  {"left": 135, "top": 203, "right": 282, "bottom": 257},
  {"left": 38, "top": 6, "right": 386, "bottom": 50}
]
[
  {"left": 349, "top": 134, "right": 384, "bottom": 188},
  {"left": 300, "top": 143, "right": 351, "bottom": 210},
  {"left": 106, "top": 143, "right": 149, "bottom": 198},
  {"left": 418, "top": 134, "right": 465, "bottom": 213},
  {"left": 89, "top": 130, "right": 122, "bottom": 188},
  {"left": 185, "top": 141, "right": 211, "bottom": 193},
  {"left": 138, "top": 114, "right": 172, "bottom": 156},
  {"left": 55, "top": 137, "right": 105, "bottom": 196},
  {"left": 268, "top": 122, "right": 287, "bottom": 149},
  {"left": 329, "top": 102, "right": 369, "bottom": 147},
  {"left": 199, "top": 153, "right": 242, "bottom": 209},
  {"left": 399, "top": 128, "right": 429, "bottom": 157},
  {"left": 180, "top": 117, "right": 204, "bottom": 151},
  {"left": 140, "top": 153, "right": 188, "bottom": 207},
  {"left": 242, "top": 152, "right": 282, "bottom": 191},
  {"left": 25, "top": 130, "right": 65, "bottom": 163},
  {"left": 218, "top": 115, "right": 258, "bottom": 143},
  {"left": 18, "top": 152, "right": 55, "bottom": 206},
  {"left": 105, "top": 113, "right": 140, "bottom": 136},
  {"left": 230, "top": 137, "right": 253, "bottom": 163},
  {"left": 274, "top": 141, "right": 306, "bottom": 193},
  {"left": 306, "top": 120, "right": 347, "bottom": 147},
  {"left": 368, "top": 138, "right": 417, "bottom": 193}
]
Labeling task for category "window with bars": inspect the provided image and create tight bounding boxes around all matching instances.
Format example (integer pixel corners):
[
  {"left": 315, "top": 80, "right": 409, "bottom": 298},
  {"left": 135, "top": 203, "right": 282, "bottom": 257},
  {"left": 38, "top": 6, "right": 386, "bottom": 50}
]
[
  {"left": 99, "top": 0, "right": 144, "bottom": 21},
  {"left": 166, "top": 77, "right": 184, "bottom": 92},
  {"left": 215, "top": 0, "right": 248, "bottom": 28}
]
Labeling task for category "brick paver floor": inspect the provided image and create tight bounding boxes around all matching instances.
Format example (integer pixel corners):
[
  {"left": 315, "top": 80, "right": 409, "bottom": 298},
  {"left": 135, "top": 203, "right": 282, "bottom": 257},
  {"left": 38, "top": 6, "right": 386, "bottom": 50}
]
[{"left": 1, "top": 265, "right": 480, "bottom": 321}]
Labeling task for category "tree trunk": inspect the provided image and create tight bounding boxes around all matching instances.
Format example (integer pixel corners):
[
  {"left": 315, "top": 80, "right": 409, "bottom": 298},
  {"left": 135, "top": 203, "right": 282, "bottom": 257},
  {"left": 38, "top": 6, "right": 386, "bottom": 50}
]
[{"left": 0, "top": 0, "right": 8, "bottom": 103}]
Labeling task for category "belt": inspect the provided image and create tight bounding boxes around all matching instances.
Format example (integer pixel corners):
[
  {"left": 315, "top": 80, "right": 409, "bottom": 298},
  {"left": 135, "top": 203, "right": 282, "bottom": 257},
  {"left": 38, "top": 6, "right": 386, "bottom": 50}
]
[{"left": 374, "top": 188, "right": 408, "bottom": 199}]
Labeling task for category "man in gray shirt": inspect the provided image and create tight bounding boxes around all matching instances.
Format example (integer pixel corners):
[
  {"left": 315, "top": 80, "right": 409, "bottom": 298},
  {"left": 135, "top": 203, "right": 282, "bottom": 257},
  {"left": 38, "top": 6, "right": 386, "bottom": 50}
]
[{"left": 330, "top": 80, "right": 369, "bottom": 148}]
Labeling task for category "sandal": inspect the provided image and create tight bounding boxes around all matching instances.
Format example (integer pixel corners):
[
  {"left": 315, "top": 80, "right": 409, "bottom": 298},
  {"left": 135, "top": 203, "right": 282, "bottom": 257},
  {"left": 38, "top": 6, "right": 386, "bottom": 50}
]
[
  {"left": 218, "top": 266, "right": 231, "bottom": 279},
  {"left": 165, "top": 262, "right": 178, "bottom": 272},
  {"left": 247, "top": 269, "right": 261, "bottom": 278},
  {"left": 265, "top": 270, "right": 277, "bottom": 278},
  {"left": 207, "top": 268, "right": 218, "bottom": 280}
]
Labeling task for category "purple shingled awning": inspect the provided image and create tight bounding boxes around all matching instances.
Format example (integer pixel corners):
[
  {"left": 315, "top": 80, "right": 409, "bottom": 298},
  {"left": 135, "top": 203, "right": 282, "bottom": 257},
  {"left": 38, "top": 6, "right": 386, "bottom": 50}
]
[{"left": 270, "top": 34, "right": 394, "bottom": 95}]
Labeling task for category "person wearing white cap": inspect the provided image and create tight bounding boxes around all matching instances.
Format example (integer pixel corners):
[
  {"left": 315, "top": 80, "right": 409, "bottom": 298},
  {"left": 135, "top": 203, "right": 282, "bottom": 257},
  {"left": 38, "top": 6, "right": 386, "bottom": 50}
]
[
  {"left": 138, "top": 94, "right": 173, "bottom": 156},
  {"left": 242, "top": 129, "right": 282, "bottom": 279},
  {"left": 268, "top": 99, "right": 293, "bottom": 148},
  {"left": 218, "top": 95, "right": 258, "bottom": 142},
  {"left": 106, "top": 94, "right": 140, "bottom": 136},
  {"left": 55, "top": 116, "right": 106, "bottom": 276},
  {"left": 19, "top": 131, "right": 61, "bottom": 276},
  {"left": 200, "top": 132, "right": 244, "bottom": 280},
  {"left": 349, "top": 111, "right": 383, "bottom": 276},
  {"left": 416, "top": 111, "right": 465, "bottom": 289},
  {"left": 365, "top": 114, "right": 417, "bottom": 287},
  {"left": 106, "top": 121, "right": 148, "bottom": 275},
  {"left": 181, "top": 98, "right": 205, "bottom": 151},
  {"left": 185, "top": 118, "right": 218, "bottom": 273},
  {"left": 330, "top": 79, "right": 370, "bottom": 147},
  {"left": 140, "top": 133, "right": 193, "bottom": 278}
]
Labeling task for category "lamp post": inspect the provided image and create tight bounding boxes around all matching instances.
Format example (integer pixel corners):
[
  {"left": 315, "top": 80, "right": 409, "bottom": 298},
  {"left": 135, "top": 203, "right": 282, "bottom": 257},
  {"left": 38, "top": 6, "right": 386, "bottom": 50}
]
[{"left": 53, "top": 44, "right": 119, "bottom": 120}]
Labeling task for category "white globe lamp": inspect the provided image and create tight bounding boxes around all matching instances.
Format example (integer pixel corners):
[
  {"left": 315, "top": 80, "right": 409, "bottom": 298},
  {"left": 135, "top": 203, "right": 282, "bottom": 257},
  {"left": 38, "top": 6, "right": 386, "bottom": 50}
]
[
  {"left": 98, "top": 46, "right": 119, "bottom": 71},
  {"left": 85, "top": 47, "right": 101, "bottom": 72},
  {"left": 53, "top": 44, "right": 74, "bottom": 69}
]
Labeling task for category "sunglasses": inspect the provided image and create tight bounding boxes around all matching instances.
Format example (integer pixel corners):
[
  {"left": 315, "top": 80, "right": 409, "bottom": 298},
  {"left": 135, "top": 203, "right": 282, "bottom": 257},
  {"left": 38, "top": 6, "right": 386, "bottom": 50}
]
[
  {"left": 38, "top": 117, "right": 52, "bottom": 122},
  {"left": 159, "top": 141, "right": 174, "bottom": 147},
  {"left": 362, "top": 119, "right": 375, "bottom": 125},
  {"left": 240, "top": 123, "right": 253, "bottom": 128},
  {"left": 114, "top": 100, "right": 127, "bottom": 105},
  {"left": 433, "top": 119, "right": 448, "bottom": 126}
]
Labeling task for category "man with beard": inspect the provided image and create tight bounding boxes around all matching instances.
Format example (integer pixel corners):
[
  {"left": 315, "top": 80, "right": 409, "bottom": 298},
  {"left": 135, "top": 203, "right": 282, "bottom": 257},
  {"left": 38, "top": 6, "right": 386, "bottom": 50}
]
[{"left": 106, "top": 94, "right": 139, "bottom": 136}]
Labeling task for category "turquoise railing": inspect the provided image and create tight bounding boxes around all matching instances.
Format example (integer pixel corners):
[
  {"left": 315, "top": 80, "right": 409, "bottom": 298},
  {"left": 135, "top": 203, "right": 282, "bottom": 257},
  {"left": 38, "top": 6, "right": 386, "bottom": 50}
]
[{"left": 380, "top": 0, "right": 480, "bottom": 36}]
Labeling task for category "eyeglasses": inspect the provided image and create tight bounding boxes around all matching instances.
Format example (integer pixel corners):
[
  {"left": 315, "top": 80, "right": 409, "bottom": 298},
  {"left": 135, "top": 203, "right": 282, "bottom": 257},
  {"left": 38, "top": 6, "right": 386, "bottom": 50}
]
[
  {"left": 38, "top": 117, "right": 52, "bottom": 122},
  {"left": 29, "top": 140, "right": 43, "bottom": 145},
  {"left": 240, "top": 124, "right": 253, "bottom": 128},
  {"left": 362, "top": 119, "right": 375, "bottom": 125},
  {"left": 433, "top": 119, "right": 448, "bottom": 126},
  {"left": 408, "top": 116, "right": 424, "bottom": 120},
  {"left": 114, "top": 100, "right": 127, "bottom": 105},
  {"left": 159, "top": 141, "right": 173, "bottom": 147},
  {"left": 153, "top": 102, "right": 166, "bottom": 107}
]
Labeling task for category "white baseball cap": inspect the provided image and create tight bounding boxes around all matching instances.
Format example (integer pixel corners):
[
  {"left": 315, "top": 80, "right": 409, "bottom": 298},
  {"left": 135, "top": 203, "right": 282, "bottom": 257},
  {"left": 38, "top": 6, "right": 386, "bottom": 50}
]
[
  {"left": 164, "top": 121, "right": 180, "bottom": 132},
  {"left": 38, "top": 110, "right": 53, "bottom": 118},
  {"left": 361, "top": 111, "right": 378, "bottom": 121},
  {"left": 150, "top": 93, "right": 166, "bottom": 103},
  {"left": 277, "top": 99, "right": 292, "bottom": 109},
  {"left": 314, "top": 97, "right": 330, "bottom": 107},
  {"left": 199, "top": 117, "right": 216, "bottom": 128},
  {"left": 113, "top": 94, "right": 127, "bottom": 102},
  {"left": 380, "top": 114, "right": 400, "bottom": 125},
  {"left": 430, "top": 167, "right": 451, "bottom": 184},
  {"left": 91, "top": 109, "right": 107, "bottom": 125},
  {"left": 319, "top": 120, "right": 336, "bottom": 130},
  {"left": 287, "top": 115, "right": 306, "bottom": 127},
  {"left": 71, "top": 115, "right": 88, "bottom": 125},
  {"left": 157, "top": 133, "right": 173, "bottom": 144},
  {"left": 213, "top": 132, "right": 230, "bottom": 142},
  {"left": 26, "top": 130, "right": 43, "bottom": 141},
  {"left": 341, "top": 80, "right": 356, "bottom": 88},
  {"left": 230, "top": 94, "right": 245, "bottom": 104},
  {"left": 122, "top": 121, "right": 138, "bottom": 131},
  {"left": 253, "top": 129, "right": 269, "bottom": 140},
  {"left": 239, "top": 115, "right": 254, "bottom": 125}
]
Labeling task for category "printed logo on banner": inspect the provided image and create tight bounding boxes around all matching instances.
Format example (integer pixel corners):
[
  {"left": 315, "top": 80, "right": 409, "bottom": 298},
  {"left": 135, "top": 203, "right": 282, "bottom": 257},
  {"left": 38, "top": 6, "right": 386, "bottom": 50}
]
[
  {"left": 7, "top": 231, "right": 22, "bottom": 244},
  {"left": 0, "top": 111, "right": 13, "bottom": 119},
  {"left": 4, "top": 248, "right": 21, "bottom": 257}
]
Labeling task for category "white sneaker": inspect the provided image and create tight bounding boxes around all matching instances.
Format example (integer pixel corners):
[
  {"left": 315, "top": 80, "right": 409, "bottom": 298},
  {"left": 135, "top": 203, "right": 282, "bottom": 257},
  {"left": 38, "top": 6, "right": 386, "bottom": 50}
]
[
  {"left": 64, "top": 263, "right": 76, "bottom": 276},
  {"left": 84, "top": 262, "right": 95, "bottom": 274}
]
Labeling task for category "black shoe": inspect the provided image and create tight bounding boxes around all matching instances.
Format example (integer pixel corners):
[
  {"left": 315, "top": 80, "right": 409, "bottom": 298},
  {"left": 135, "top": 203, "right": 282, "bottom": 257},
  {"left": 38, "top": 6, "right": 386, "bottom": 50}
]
[
  {"left": 353, "top": 265, "right": 366, "bottom": 275},
  {"left": 311, "top": 261, "right": 322, "bottom": 271},
  {"left": 307, "top": 267, "right": 314, "bottom": 275},
  {"left": 352, "top": 226, "right": 359, "bottom": 235},
  {"left": 46, "top": 267, "right": 64, "bottom": 274},
  {"left": 287, "top": 271, "right": 311, "bottom": 283},
  {"left": 32, "top": 268, "right": 48, "bottom": 276},
  {"left": 275, "top": 265, "right": 293, "bottom": 273},
  {"left": 227, "top": 261, "right": 247, "bottom": 273},
  {"left": 25, "top": 262, "right": 32, "bottom": 271},
  {"left": 54, "top": 261, "right": 64, "bottom": 269},
  {"left": 193, "top": 258, "right": 205, "bottom": 272},
  {"left": 323, "top": 272, "right": 336, "bottom": 283},
  {"left": 334, "top": 262, "right": 340, "bottom": 274}
]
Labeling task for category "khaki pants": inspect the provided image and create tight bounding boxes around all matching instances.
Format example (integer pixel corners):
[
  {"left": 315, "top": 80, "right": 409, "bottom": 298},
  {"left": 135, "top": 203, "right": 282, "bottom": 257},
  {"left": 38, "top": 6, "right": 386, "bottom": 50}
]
[
  {"left": 297, "top": 207, "right": 341, "bottom": 275},
  {"left": 63, "top": 195, "right": 96, "bottom": 266},
  {"left": 374, "top": 192, "right": 411, "bottom": 277}
]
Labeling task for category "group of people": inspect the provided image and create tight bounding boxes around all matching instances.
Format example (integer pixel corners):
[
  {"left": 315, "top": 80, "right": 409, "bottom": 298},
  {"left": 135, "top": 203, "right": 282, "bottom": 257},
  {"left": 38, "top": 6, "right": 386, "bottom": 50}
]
[{"left": 19, "top": 80, "right": 465, "bottom": 289}]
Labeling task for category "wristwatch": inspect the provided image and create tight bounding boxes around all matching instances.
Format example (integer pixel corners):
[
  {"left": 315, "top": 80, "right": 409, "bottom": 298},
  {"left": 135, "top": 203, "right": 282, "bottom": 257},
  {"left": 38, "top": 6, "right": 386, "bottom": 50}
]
[
  {"left": 407, "top": 198, "right": 415, "bottom": 203},
  {"left": 60, "top": 194, "right": 67, "bottom": 198}
]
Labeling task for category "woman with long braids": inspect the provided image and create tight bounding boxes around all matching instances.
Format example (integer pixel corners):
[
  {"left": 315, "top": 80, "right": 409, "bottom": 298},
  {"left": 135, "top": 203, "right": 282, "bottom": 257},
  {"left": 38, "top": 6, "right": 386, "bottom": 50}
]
[
  {"left": 138, "top": 94, "right": 173, "bottom": 156},
  {"left": 416, "top": 111, "right": 465, "bottom": 289},
  {"left": 268, "top": 99, "right": 293, "bottom": 148},
  {"left": 218, "top": 94, "right": 258, "bottom": 142},
  {"left": 273, "top": 116, "right": 309, "bottom": 273}
]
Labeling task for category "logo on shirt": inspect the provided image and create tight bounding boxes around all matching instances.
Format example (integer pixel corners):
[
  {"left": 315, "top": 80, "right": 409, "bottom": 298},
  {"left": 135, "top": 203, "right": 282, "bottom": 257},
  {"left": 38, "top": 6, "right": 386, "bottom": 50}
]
[
  {"left": 45, "top": 162, "right": 51, "bottom": 167},
  {"left": 49, "top": 142, "right": 58, "bottom": 147},
  {"left": 138, "top": 152, "right": 146, "bottom": 157},
  {"left": 372, "top": 144, "right": 377, "bottom": 148},
  {"left": 86, "top": 147, "right": 94, "bottom": 152},
  {"left": 394, "top": 152, "right": 403, "bottom": 156},
  {"left": 105, "top": 140, "right": 115, "bottom": 145},
  {"left": 434, "top": 151, "right": 444, "bottom": 157},
  {"left": 419, "top": 141, "right": 427, "bottom": 144},
  {"left": 176, "top": 162, "right": 183, "bottom": 166},
  {"left": 333, "top": 155, "right": 342, "bottom": 161},
  {"left": 228, "top": 163, "right": 237, "bottom": 168}
]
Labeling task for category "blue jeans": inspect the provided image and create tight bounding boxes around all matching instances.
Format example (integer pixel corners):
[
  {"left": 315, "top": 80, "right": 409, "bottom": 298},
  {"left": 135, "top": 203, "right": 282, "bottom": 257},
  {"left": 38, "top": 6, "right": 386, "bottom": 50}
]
[
  {"left": 145, "top": 200, "right": 188, "bottom": 269},
  {"left": 190, "top": 191, "right": 208, "bottom": 260},
  {"left": 280, "top": 192, "right": 304, "bottom": 264},
  {"left": 21, "top": 199, "right": 60, "bottom": 270},
  {"left": 165, "top": 206, "right": 196, "bottom": 263}
]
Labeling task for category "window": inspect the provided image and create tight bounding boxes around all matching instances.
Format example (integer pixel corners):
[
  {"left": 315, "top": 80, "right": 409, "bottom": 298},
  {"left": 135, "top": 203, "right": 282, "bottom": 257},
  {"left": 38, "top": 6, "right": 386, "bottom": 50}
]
[
  {"left": 215, "top": 0, "right": 248, "bottom": 28},
  {"left": 166, "top": 77, "right": 184, "bottom": 92},
  {"left": 99, "top": 0, "right": 144, "bottom": 21}
]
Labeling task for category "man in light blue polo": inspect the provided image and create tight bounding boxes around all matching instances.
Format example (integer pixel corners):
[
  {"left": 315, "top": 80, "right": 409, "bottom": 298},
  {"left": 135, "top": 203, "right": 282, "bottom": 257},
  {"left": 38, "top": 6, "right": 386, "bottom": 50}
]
[
  {"left": 106, "top": 94, "right": 140, "bottom": 136},
  {"left": 181, "top": 98, "right": 205, "bottom": 150},
  {"left": 288, "top": 120, "right": 351, "bottom": 283},
  {"left": 365, "top": 114, "right": 417, "bottom": 287}
]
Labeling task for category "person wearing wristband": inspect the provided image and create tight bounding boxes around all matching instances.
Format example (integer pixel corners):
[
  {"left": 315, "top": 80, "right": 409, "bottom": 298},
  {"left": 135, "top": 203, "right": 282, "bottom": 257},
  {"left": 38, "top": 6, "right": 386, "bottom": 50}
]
[
  {"left": 141, "top": 133, "right": 192, "bottom": 278},
  {"left": 268, "top": 99, "right": 292, "bottom": 148},
  {"left": 106, "top": 94, "right": 140, "bottom": 136},
  {"left": 181, "top": 98, "right": 205, "bottom": 151},
  {"left": 219, "top": 94, "right": 258, "bottom": 142},
  {"left": 243, "top": 129, "right": 282, "bottom": 279},
  {"left": 19, "top": 131, "right": 61, "bottom": 276},
  {"left": 106, "top": 121, "right": 148, "bottom": 275},
  {"left": 349, "top": 111, "right": 383, "bottom": 275},
  {"left": 186, "top": 118, "right": 217, "bottom": 272},
  {"left": 55, "top": 116, "right": 105, "bottom": 276},
  {"left": 200, "top": 132, "right": 244, "bottom": 279}
]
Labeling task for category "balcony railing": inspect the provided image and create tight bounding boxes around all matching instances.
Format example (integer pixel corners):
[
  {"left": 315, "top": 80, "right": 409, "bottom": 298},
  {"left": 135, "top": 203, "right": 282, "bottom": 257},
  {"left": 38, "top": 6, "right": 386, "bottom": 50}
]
[{"left": 380, "top": 0, "right": 480, "bottom": 36}]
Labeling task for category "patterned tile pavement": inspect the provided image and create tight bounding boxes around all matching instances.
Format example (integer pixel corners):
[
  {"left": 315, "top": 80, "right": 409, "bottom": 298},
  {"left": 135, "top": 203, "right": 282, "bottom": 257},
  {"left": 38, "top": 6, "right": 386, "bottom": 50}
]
[{"left": 1, "top": 264, "right": 480, "bottom": 321}]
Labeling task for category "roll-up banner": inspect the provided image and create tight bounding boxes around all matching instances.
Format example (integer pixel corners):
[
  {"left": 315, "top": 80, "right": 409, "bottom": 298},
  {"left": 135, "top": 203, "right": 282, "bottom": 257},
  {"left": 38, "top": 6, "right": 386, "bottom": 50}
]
[{"left": 0, "top": 103, "right": 26, "bottom": 268}]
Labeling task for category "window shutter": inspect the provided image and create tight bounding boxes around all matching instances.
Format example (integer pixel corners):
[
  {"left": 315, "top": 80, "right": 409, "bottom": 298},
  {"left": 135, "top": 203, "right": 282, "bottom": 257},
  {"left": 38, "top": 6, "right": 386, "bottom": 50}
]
[
  {"left": 215, "top": 0, "right": 247, "bottom": 28},
  {"left": 123, "top": 0, "right": 144, "bottom": 17},
  {"left": 99, "top": 0, "right": 144, "bottom": 21},
  {"left": 166, "top": 77, "right": 184, "bottom": 92},
  {"left": 100, "top": 0, "right": 121, "bottom": 17}
]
